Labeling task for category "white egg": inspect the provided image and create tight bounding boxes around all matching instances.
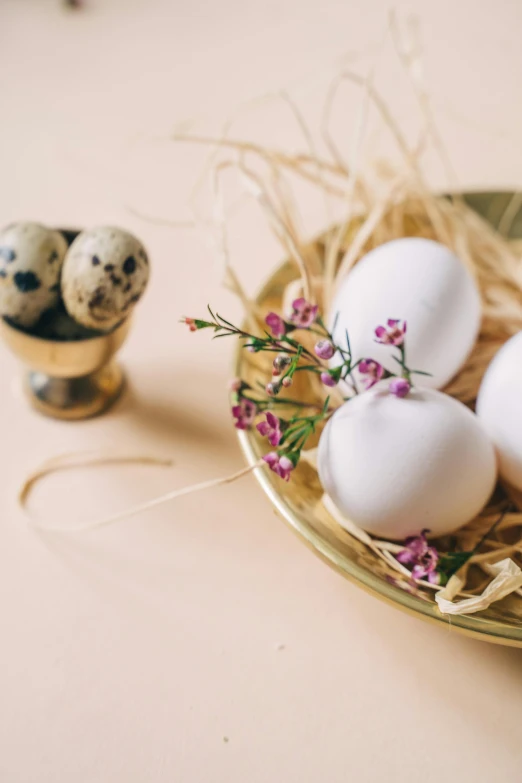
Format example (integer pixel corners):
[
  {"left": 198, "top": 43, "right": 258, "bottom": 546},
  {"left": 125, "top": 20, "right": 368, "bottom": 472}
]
[
  {"left": 476, "top": 331, "right": 522, "bottom": 491},
  {"left": 0, "top": 222, "right": 67, "bottom": 328},
  {"left": 330, "top": 238, "right": 481, "bottom": 389},
  {"left": 318, "top": 383, "right": 497, "bottom": 540}
]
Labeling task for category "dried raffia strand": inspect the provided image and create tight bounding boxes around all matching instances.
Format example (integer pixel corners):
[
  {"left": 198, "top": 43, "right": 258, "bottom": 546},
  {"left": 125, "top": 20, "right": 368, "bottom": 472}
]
[
  {"left": 208, "top": 155, "right": 316, "bottom": 300},
  {"left": 267, "top": 160, "right": 320, "bottom": 273},
  {"left": 321, "top": 58, "right": 375, "bottom": 310},
  {"left": 332, "top": 176, "right": 405, "bottom": 291},
  {"left": 327, "top": 68, "right": 454, "bottom": 249},
  {"left": 389, "top": 11, "right": 459, "bottom": 189},
  {"left": 174, "top": 133, "right": 348, "bottom": 193},
  {"left": 279, "top": 90, "right": 336, "bottom": 231},
  {"left": 19, "top": 451, "right": 174, "bottom": 509},
  {"left": 211, "top": 161, "right": 263, "bottom": 332},
  {"left": 23, "top": 458, "right": 265, "bottom": 532},
  {"left": 237, "top": 162, "right": 314, "bottom": 301},
  {"left": 436, "top": 560, "right": 522, "bottom": 616},
  {"left": 321, "top": 493, "right": 411, "bottom": 579},
  {"left": 323, "top": 494, "right": 474, "bottom": 597}
]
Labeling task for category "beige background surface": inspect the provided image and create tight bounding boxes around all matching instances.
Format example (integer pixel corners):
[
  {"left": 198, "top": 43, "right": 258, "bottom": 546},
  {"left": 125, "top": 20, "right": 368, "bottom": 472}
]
[{"left": 1, "top": 1, "right": 522, "bottom": 781}]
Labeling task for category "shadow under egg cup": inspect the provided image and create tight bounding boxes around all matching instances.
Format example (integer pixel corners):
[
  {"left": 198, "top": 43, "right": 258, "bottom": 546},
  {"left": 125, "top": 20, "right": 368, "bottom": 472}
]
[{"left": 0, "top": 316, "right": 131, "bottom": 420}]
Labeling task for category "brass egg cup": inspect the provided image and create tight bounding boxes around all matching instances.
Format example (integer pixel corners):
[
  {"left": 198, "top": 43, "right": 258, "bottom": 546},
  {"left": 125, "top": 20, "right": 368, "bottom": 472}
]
[
  {"left": 0, "top": 226, "right": 137, "bottom": 420},
  {"left": 0, "top": 316, "right": 131, "bottom": 421}
]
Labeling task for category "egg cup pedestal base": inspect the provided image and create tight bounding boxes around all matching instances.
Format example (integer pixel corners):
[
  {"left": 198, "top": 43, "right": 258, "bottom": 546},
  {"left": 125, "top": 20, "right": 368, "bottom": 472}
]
[
  {"left": 24, "top": 362, "right": 125, "bottom": 421},
  {"left": 0, "top": 312, "right": 131, "bottom": 421}
]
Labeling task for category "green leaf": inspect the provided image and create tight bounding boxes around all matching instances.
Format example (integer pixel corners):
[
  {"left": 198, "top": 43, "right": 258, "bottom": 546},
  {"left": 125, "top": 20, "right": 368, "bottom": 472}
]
[
  {"left": 216, "top": 312, "right": 238, "bottom": 330},
  {"left": 392, "top": 355, "right": 406, "bottom": 369},
  {"left": 344, "top": 328, "right": 351, "bottom": 356},
  {"left": 438, "top": 551, "right": 473, "bottom": 578}
]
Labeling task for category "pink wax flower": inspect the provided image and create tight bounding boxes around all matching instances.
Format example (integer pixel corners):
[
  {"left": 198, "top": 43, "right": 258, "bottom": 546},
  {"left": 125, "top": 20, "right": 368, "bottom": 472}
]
[
  {"left": 229, "top": 378, "right": 242, "bottom": 392},
  {"left": 231, "top": 398, "right": 257, "bottom": 430},
  {"left": 375, "top": 318, "right": 407, "bottom": 346},
  {"left": 314, "top": 339, "right": 335, "bottom": 360},
  {"left": 358, "top": 359, "right": 384, "bottom": 389},
  {"left": 396, "top": 529, "right": 440, "bottom": 584},
  {"left": 265, "top": 312, "right": 286, "bottom": 338},
  {"left": 263, "top": 452, "right": 294, "bottom": 481},
  {"left": 256, "top": 412, "right": 283, "bottom": 447},
  {"left": 389, "top": 378, "right": 411, "bottom": 398},
  {"left": 183, "top": 317, "right": 198, "bottom": 332},
  {"left": 289, "top": 297, "right": 318, "bottom": 329},
  {"left": 320, "top": 371, "right": 338, "bottom": 388}
]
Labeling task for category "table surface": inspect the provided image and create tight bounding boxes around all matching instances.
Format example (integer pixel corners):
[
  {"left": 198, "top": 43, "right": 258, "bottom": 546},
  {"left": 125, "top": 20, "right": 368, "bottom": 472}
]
[{"left": 2, "top": 1, "right": 522, "bottom": 781}]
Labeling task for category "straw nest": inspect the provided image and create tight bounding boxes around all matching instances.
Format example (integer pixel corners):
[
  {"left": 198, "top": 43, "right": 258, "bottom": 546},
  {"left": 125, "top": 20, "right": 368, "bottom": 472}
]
[{"left": 173, "top": 15, "right": 522, "bottom": 614}]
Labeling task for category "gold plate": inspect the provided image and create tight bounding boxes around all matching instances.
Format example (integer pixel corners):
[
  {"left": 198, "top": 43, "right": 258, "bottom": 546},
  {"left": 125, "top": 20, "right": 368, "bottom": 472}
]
[{"left": 235, "top": 191, "right": 522, "bottom": 647}]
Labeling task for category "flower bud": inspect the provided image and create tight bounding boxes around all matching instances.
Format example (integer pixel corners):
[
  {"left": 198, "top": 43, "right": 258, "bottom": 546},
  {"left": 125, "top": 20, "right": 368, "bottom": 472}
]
[
  {"left": 320, "top": 371, "right": 338, "bottom": 388},
  {"left": 273, "top": 354, "right": 291, "bottom": 373},
  {"left": 389, "top": 378, "right": 411, "bottom": 398},
  {"left": 314, "top": 339, "right": 335, "bottom": 360}
]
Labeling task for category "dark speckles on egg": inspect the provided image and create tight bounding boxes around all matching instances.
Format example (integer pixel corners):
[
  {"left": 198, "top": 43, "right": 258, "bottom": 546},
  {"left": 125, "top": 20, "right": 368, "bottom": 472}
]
[
  {"left": 123, "top": 256, "right": 136, "bottom": 275},
  {"left": 48, "top": 250, "right": 59, "bottom": 264},
  {"left": 0, "top": 247, "right": 16, "bottom": 263},
  {"left": 110, "top": 274, "right": 122, "bottom": 286},
  {"left": 0, "top": 269, "right": 7, "bottom": 279},
  {"left": 92, "top": 255, "right": 101, "bottom": 266},
  {"left": 49, "top": 282, "right": 60, "bottom": 293},
  {"left": 88, "top": 287, "right": 105, "bottom": 309},
  {"left": 104, "top": 263, "right": 115, "bottom": 272},
  {"left": 123, "top": 282, "right": 132, "bottom": 293},
  {"left": 14, "top": 271, "right": 41, "bottom": 292}
]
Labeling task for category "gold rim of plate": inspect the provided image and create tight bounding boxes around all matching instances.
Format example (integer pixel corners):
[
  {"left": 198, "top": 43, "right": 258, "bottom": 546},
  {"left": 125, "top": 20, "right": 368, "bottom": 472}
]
[{"left": 235, "top": 191, "right": 522, "bottom": 648}]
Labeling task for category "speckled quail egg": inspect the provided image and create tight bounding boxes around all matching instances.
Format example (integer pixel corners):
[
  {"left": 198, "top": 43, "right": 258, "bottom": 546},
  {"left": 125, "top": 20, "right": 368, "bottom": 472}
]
[
  {"left": 0, "top": 222, "right": 68, "bottom": 328},
  {"left": 61, "top": 226, "right": 149, "bottom": 331}
]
